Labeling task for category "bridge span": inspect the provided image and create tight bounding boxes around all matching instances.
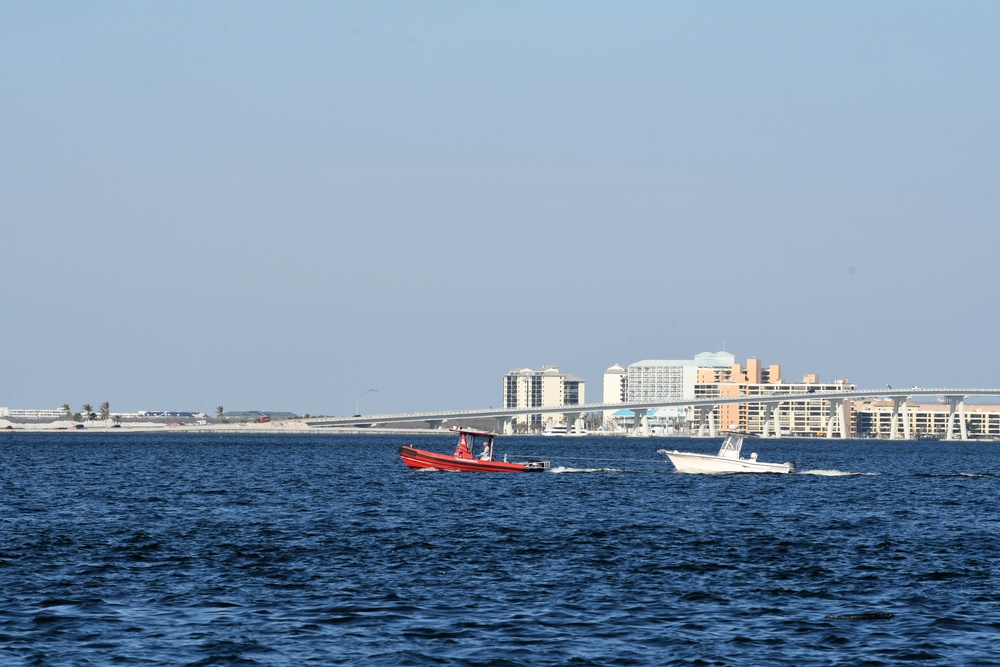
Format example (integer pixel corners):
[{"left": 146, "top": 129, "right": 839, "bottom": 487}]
[{"left": 304, "top": 388, "right": 1000, "bottom": 440}]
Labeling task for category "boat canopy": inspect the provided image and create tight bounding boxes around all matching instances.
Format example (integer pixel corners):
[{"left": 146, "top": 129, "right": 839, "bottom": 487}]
[
  {"left": 718, "top": 433, "right": 744, "bottom": 459},
  {"left": 449, "top": 427, "right": 496, "bottom": 438},
  {"left": 450, "top": 427, "right": 496, "bottom": 461}
]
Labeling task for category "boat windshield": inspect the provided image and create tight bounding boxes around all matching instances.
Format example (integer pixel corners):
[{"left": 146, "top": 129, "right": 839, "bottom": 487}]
[
  {"left": 453, "top": 429, "right": 496, "bottom": 461},
  {"left": 718, "top": 433, "right": 744, "bottom": 459}
]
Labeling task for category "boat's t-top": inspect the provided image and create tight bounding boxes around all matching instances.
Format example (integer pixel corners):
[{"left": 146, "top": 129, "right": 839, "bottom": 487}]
[
  {"left": 451, "top": 427, "right": 496, "bottom": 461},
  {"left": 718, "top": 431, "right": 748, "bottom": 459}
]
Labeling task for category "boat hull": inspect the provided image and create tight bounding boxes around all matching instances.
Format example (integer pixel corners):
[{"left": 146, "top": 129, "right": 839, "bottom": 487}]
[
  {"left": 663, "top": 451, "right": 795, "bottom": 474},
  {"left": 399, "top": 445, "right": 548, "bottom": 473}
]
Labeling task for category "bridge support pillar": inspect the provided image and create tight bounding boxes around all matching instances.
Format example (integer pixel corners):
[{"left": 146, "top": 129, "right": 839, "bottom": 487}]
[
  {"left": 889, "top": 396, "right": 912, "bottom": 440},
  {"left": 697, "top": 406, "right": 717, "bottom": 438},
  {"left": 944, "top": 395, "right": 968, "bottom": 441},
  {"left": 563, "top": 412, "right": 581, "bottom": 435},
  {"left": 498, "top": 416, "right": 512, "bottom": 435},
  {"left": 764, "top": 403, "right": 782, "bottom": 438},
  {"left": 825, "top": 399, "right": 850, "bottom": 438},
  {"left": 631, "top": 409, "right": 649, "bottom": 437},
  {"left": 427, "top": 420, "right": 445, "bottom": 430},
  {"left": 838, "top": 398, "right": 850, "bottom": 439}
]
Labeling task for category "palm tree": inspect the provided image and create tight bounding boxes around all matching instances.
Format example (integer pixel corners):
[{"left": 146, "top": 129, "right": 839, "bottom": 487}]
[
  {"left": 81, "top": 404, "right": 94, "bottom": 422},
  {"left": 99, "top": 401, "right": 110, "bottom": 422},
  {"left": 61, "top": 404, "right": 72, "bottom": 420},
  {"left": 216, "top": 405, "right": 225, "bottom": 423},
  {"left": 112, "top": 414, "right": 122, "bottom": 425}
]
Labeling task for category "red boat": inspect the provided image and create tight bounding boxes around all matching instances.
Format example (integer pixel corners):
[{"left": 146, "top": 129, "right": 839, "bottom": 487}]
[{"left": 399, "top": 427, "right": 549, "bottom": 473}]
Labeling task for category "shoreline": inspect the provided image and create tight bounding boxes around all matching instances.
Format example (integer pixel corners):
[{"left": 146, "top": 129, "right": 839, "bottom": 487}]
[
  {"left": 1, "top": 422, "right": 996, "bottom": 441},
  {"left": 4, "top": 417, "right": 998, "bottom": 442},
  {"left": 0, "top": 420, "right": 454, "bottom": 436}
]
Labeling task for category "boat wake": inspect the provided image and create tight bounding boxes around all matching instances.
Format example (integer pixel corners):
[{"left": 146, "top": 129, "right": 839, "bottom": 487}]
[
  {"left": 798, "top": 469, "right": 876, "bottom": 477},
  {"left": 548, "top": 466, "right": 624, "bottom": 474},
  {"left": 915, "top": 472, "right": 996, "bottom": 478}
]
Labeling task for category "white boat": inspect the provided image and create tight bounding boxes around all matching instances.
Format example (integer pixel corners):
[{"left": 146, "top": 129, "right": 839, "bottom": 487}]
[
  {"left": 658, "top": 432, "right": 795, "bottom": 474},
  {"left": 543, "top": 424, "right": 589, "bottom": 436}
]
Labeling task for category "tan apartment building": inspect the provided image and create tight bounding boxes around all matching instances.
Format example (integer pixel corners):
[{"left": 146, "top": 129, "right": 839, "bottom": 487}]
[
  {"left": 694, "top": 360, "right": 854, "bottom": 437},
  {"left": 502, "top": 366, "right": 585, "bottom": 431},
  {"left": 854, "top": 399, "right": 1000, "bottom": 439}
]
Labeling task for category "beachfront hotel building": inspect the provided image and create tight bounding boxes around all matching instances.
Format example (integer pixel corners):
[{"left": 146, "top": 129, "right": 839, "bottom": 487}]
[
  {"left": 853, "top": 399, "right": 1000, "bottom": 439},
  {"left": 696, "top": 367, "right": 854, "bottom": 437},
  {"left": 0, "top": 407, "right": 65, "bottom": 420},
  {"left": 502, "top": 366, "right": 585, "bottom": 432},
  {"left": 625, "top": 351, "right": 736, "bottom": 403},
  {"left": 601, "top": 352, "right": 735, "bottom": 430},
  {"left": 601, "top": 353, "right": 855, "bottom": 437}
]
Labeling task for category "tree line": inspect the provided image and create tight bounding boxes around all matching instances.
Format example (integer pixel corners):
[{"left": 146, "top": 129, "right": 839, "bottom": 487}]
[
  {"left": 55, "top": 403, "right": 228, "bottom": 424},
  {"left": 61, "top": 401, "right": 119, "bottom": 424}
]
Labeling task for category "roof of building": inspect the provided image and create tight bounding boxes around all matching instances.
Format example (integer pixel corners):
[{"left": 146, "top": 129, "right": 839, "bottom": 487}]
[
  {"left": 694, "top": 351, "right": 736, "bottom": 363},
  {"left": 223, "top": 410, "right": 300, "bottom": 419},
  {"left": 506, "top": 366, "right": 584, "bottom": 380},
  {"left": 630, "top": 351, "right": 735, "bottom": 368},
  {"left": 507, "top": 366, "right": 562, "bottom": 375},
  {"left": 611, "top": 408, "right": 684, "bottom": 417}
]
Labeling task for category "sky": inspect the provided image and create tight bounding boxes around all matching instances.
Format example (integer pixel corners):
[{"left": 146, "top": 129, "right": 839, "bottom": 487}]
[{"left": 2, "top": 2, "right": 999, "bottom": 416}]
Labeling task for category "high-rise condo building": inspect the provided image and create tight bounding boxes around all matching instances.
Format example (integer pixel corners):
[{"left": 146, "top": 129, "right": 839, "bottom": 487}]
[
  {"left": 602, "top": 352, "right": 854, "bottom": 437},
  {"left": 695, "top": 362, "right": 854, "bottom": 436},
  {"left": 502, "top": 366, "right": 585, "bottom": 431},
  {"left": 602, "top": 364, "right": 628, "bottom": 422},
  {"left": 625, "top": 351, "right": 736, "bottom": 403},
  {"left": 601, "top": 352, "right": 735, "bottom": 431}
]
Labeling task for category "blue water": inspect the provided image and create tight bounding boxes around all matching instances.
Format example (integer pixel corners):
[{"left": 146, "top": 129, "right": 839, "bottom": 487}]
[{"left": 2, "top": 432, "right": 999, "bottom": 666}]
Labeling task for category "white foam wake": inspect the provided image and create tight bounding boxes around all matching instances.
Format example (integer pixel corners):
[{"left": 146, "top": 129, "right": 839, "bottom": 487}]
[{"left": 548, "top": 466, "right": 623, "bottom": 474}]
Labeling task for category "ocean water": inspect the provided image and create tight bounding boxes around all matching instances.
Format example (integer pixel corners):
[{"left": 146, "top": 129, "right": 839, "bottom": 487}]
[{"left": 1, "top": 432, "right": 999, "bottom": 666}]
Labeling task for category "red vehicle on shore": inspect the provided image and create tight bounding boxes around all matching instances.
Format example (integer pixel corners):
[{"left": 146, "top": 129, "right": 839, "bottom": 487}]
[{"left": 399, "top": 427, "right": 549, "bottom": 473}]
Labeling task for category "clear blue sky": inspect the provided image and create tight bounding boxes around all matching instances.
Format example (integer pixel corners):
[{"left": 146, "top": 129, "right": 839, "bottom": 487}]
[{"left": 3, "top": 2, "right": 998, "bottom": 415}]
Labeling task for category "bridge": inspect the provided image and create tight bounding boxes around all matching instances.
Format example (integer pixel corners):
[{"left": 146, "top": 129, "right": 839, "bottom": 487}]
[{"left": 304, "top": 387, "right": 1000, "bottom": 440}]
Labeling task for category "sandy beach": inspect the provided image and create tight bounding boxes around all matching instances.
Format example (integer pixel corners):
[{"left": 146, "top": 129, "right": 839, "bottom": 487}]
[
  {"left": 0, "top": 419, "right": 442, "bottom": 435},
  {"left": 0, "top": 419, "right": 314, "bottom": 434}
]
